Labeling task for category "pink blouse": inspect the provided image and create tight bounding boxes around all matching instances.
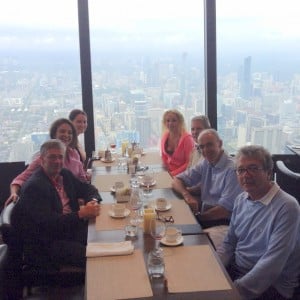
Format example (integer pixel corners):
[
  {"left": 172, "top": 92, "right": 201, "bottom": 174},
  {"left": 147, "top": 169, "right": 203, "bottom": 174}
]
[
  {"left": 12, "top": 147, "right": 87, "bottom": 187},
  {"left": 161, "top": 131, "right": 194, "bottom": 176}
]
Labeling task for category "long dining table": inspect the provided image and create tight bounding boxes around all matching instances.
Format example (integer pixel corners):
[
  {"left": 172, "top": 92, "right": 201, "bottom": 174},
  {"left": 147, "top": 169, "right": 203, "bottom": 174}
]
[{"left": 85, "top": 151, "right": 241, "bottom": 300}]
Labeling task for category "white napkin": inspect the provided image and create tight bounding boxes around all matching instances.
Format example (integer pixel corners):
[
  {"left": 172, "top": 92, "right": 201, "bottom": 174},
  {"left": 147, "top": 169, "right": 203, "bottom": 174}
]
[{"left": 86, "top": 241, "right": 134, "bottom": 257}]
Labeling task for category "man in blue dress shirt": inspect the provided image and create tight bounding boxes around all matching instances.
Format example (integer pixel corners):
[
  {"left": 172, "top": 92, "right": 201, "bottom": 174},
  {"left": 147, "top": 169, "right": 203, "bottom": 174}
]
[
  {"left": 172, "top": 129, "right": 242, "bottom": 228},
  {"left": 218, "top": 145, "right": 300, "bottom": 299}
]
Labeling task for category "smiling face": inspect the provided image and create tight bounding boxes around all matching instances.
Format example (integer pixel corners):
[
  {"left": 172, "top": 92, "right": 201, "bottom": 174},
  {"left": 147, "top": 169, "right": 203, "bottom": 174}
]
[
  {"left": 164, "top": 112, "right": 180, "bottom": 132},
  {"left": 41, "top": 147, "right": 64, "bottom": 178},
  {"left": 236, "top": 156, "right": 272, "bottom": 200},
  {"left": 72, "top": 113, "right": 87, "bottom": 135},
  {"left": 55, "top": 123, "right": 73, "bottom": 147},
  {"left": 198, "top": 132, "right": 223, "bottom": 165}
]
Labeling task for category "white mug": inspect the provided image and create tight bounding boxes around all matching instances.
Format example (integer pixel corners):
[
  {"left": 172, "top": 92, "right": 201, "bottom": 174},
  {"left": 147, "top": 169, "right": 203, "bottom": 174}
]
[
  {"left": 156, "top": 198, "right": 167, "bottom": 209},
  {"left": 112, "top": 203, "right": 126, "bottom": 216},
  {"left": 165, "top": 226, "right": 182, "bottom": 243}
]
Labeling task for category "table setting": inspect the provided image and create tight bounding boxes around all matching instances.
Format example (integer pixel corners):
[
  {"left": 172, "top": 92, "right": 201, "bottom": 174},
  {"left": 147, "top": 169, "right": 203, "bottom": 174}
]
[{"left": 86, "top": 151, "right": 240, "bottom": 299}]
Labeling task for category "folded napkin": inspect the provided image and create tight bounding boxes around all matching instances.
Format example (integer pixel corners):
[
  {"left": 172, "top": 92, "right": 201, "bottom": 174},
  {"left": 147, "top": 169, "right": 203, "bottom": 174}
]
[{"left": 86, "top": 241, "right": 134, "bottom": 257}]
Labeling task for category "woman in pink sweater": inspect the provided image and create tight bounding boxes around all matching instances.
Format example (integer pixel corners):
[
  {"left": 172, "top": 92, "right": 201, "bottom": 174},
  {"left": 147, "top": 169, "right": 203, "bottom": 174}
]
[
  {"left": 160, "top": 109, "right": 194, "bottom": 176},
  {"left": 7, "top": 118, "right": 88, "bottom": 204}
]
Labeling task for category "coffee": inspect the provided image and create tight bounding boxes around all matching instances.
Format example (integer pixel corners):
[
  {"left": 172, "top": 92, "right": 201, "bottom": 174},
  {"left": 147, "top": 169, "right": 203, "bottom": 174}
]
[
  {"left": 156, "top": 198, "right": 167, "bottom": 209},
  {"left": 165, "top": 226, "right": 182, "bottom": 243},
  {"left": 112, "top": 203, "right": 126, "bottom": 216}
]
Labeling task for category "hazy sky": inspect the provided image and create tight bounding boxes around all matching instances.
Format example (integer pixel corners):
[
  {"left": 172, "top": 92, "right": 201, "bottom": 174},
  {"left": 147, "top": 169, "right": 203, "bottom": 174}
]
[
  {"left": 0, "top": 0, "right": 299, "bottom": 33},
  {"left": 0, "top": 0, "right": 299, "bottom": 55}
]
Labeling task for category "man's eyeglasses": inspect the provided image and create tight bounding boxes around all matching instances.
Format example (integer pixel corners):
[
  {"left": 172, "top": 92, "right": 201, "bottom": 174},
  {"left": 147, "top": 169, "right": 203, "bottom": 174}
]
[
  {"left": 235, "top": 166, "right": 264, "bottom": 175},
  {"left": 156, "top": 213, "right": 174, "bottom": 223},
  {"left": 46, "top": 154, "right": 64, "bottom": 161}
]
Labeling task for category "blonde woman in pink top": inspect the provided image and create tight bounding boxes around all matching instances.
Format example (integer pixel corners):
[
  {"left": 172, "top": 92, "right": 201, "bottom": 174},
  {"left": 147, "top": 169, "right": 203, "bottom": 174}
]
[
  {"left": 161, "top": 109, "right": 194, "bottom": 176},
  {"left": 6, "top": 118, "right": 88, "bottom": 205}
]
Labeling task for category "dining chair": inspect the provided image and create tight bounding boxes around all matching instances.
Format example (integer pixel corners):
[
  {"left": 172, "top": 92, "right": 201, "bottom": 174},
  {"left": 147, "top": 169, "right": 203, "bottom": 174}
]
[
  {"left": 274, "top": 160, "right": 300, "bottom": 203},
  {"left": 0, "top": 161, "right": 26, "bottom": 211},
  {"left": 0, "top": 244, "right": 8, "bottom": 300},
  {"left": 0, "top": 202, "right": 85, "bottom": 298}
]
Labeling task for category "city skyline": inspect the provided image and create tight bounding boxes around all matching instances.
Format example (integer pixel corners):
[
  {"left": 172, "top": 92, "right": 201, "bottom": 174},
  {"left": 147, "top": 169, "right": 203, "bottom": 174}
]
[
  {"left": 0, "top": 0, "right": 300, "bottom": 161},
  {"left": 1, "top": 47, "right": 300, "bottom": 162}
]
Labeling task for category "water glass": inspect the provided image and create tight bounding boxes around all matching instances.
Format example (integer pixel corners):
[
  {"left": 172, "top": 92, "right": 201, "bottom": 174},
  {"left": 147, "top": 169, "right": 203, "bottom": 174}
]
[
  {"left": 117, "top": 157, "right": 127, "bottom": 172},
  {"left": 143, "top": 169, "right": 154, "bottom": 197},
  {"left": 124, "top": 224, "right": 138, "bottom": 237},
  {"left": 147, "top": 248, "right": 165, "bottom": 279}
]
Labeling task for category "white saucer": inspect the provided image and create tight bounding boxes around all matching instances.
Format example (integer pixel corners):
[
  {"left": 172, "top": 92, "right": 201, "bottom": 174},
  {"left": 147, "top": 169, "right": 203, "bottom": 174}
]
[
  {"left": 160, "top": 236, "right": 184, "bottom": 246},
  {"left": 155, "top": 203, "right": 172, "bottom": 212},
  {"left": 101, "top": 158, "right": 116, "bottom": 163},
  {"left": 140, "top": 180, "right": 156, "bottom": 187},
  {"left": 108, "top": 208, "right": 130, "bottom": 218}
]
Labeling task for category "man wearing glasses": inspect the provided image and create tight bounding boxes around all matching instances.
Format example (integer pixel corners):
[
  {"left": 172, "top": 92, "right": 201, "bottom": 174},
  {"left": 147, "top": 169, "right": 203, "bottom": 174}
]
[{"left": 218, "top": 145, "right": 300, "bottom": 300}]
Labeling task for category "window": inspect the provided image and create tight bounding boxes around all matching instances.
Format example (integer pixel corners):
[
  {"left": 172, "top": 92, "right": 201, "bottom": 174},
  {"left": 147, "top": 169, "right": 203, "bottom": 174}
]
[
  {"left": 89, "top": 0, "right": 205, "bottom": 152},
  {"left": 217, "top": 0, "right": 300, "bottom": 154},
  {"left": 0, "top": 1, "right": 81, "bottom": 162}
]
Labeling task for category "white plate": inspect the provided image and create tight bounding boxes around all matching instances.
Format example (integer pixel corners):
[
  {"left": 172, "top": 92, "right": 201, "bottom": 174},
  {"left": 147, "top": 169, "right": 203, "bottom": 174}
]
[
  {"left": 101, "top": 158, "right": 116, "bottom": 163},
  {"left": 160, "top": 236, "right": 184, "bottom": 246},
  {"left": 155, "top": 203, "right": 172, "bottom": 212},
  {"left": 108, "top": 208, "right": 130, "bottom": 218},
  {"left": 140, "top": 180, "right": 156, "bottom": 187}
]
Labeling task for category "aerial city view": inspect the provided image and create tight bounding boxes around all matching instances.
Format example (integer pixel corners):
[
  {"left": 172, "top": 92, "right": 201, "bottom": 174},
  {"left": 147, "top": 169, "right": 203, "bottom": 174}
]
[
  {"left": 0, "top": 49, "right": 299, "bottom": 163},
  {"left": 0, "top": 0, "right": 299, "bottom": 163}
]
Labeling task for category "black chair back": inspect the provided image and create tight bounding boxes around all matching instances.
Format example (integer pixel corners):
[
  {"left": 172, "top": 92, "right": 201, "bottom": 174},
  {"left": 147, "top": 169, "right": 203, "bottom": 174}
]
[
  {"left": 0, "top": 161, "right": 26, "bottom": 211},
  {"left": 274, "top": 160, "right": 300, "bottom": 203}
]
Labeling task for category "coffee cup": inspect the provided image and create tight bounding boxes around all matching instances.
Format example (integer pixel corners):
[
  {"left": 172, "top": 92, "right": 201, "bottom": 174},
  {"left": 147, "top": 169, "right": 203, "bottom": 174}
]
[
  {"left": 165, "top": 226, "right": 182, "bottom": 243},
  {"left": 112, "top": 203, "right": 126, "bottom": 216},
  {"left": 156, "top": 198, "right": 167, "bottom": 210}
]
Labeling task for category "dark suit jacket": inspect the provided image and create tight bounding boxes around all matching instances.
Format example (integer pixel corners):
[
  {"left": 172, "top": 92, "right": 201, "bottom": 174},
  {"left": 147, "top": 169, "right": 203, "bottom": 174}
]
[{"left": 11, "top": 167, "right": 102, "bottom": 268}]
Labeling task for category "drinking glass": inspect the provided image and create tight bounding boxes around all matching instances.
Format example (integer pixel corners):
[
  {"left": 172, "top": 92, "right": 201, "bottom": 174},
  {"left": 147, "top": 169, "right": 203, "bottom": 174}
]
[
  {"left": 115, "top": 181, "right": 125, "bottom": 203},
  {"left": 147, "top": 218, "right": 166, "bottom": 278},
  {"left": 117, "top": 157, "right": 127, "bottom": 172},
  {"left": 129, "top": 187, "right": 143, "bottom": 225},
  {"left": 121, "top": 140, "right": 129, "bottom": 157},
  {"left": 91, "top": 150, "right": 99, "bottom": 160},
  {"left": 109, "top": 136, "right": 117, "bottom": 154},
  {"left": 150, "top": 217, "right": 166, "bottom": 250},
  {"left": 143, "top": 169, "right": 154, "bottom": 197}
]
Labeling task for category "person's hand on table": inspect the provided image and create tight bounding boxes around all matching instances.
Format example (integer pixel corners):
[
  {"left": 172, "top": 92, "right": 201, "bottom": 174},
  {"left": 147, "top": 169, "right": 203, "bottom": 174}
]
[
  {"left": 78, "top": 200, "right": 100, "bottom": 219},
  {"left": 182, "top": 192, "right": 199, "bottom": 213}
]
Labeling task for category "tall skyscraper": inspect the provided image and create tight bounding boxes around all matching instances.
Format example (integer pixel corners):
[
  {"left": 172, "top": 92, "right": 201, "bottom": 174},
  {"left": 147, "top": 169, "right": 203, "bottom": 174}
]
[
  {"left": 136, "top": 116, "right": 151, "bottom": 148},
  {"left": 240, "top": 56, "right": 252, "bottom": 99},
  {"left": 180, "top": 52, "right": 187, "bottom": 106}
]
